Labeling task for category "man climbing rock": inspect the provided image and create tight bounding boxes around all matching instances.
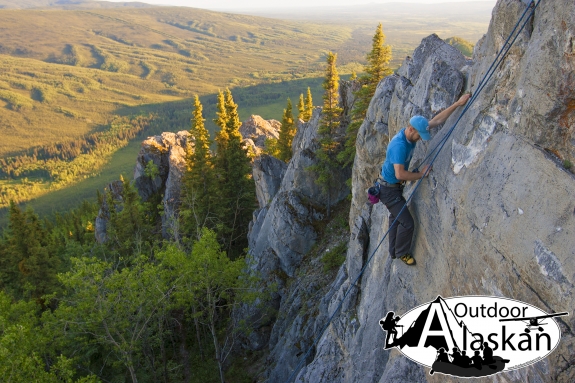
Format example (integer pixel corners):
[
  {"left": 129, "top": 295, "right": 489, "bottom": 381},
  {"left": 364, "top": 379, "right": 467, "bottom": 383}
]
[{"left": 379, "top": 93, "right": 471, "bottom": 265}]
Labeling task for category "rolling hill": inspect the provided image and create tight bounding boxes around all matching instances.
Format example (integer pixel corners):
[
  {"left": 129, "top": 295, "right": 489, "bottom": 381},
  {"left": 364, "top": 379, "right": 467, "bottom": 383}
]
[{"left": 0, "top": 6, "right": 356, "bottom": 157}]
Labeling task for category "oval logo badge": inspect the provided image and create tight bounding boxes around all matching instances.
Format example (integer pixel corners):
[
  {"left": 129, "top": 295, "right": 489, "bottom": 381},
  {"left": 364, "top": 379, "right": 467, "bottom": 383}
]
[{"left": 379, "top": 296, "right": 568, "bottom": 378}]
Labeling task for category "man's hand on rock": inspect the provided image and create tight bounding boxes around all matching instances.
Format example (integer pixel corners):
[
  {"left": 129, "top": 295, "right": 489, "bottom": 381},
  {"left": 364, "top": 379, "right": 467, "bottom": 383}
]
[
  {"left": 420, "top": 165, "right": 432, "bottom": 178},
  {"left": 457, "top": 93, "right": 471, "bottom": 106}
]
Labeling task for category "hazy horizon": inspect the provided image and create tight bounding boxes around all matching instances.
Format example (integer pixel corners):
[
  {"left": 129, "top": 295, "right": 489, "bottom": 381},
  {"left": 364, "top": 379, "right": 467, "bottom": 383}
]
[{"left": 102, "top": 0, "right": 497, "bottom": 11}]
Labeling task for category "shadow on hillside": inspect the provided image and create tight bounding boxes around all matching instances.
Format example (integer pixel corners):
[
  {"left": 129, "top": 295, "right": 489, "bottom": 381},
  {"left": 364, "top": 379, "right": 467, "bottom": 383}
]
[
  {"left": 0, "top": 77, "right": 325, "bottom": 227},
  {"left": 113, "top": 77, "right": 325, "bottom": 137}
]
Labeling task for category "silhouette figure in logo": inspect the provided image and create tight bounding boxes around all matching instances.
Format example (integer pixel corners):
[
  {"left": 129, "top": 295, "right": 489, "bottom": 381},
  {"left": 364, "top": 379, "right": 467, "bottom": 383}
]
[
  {"left": 460, "top": 350, "right": 471, "bottom": 367},
  {"left": 450, "top": 347, "right": 465, "bottom": 367},
  {"left": 471, "top": 350, "right": 484, "bottom": 370},
  {"left": 380, "top": 312, "right": 401, "bottom": 348},
  {"left": 481, "top": 342, "right": 494, "bottom": 364},
  {"left": 436, "top": 348, "right": 450, "bottom": 363}
]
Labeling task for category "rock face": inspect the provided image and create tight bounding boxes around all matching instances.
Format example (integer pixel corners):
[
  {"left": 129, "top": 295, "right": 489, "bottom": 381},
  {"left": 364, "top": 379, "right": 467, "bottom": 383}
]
[
  {"left": 254, "top": 1, "right": 575, "bottom": 382},
  {"left": 248, "top": 105, "right": 351, "bottom": 279},
  {"left": 253, "top": 155, "right": 287, "bottom": 209},
  {"left": 243, "top": 84, "right": 355, "bottom": 374},
  {"left": 94, "top": 180, "right": 123, "bottom": 243},
  {"left": 133, "top": 131, "right": 190, "bottom": 239},
  {"left": 239, "top": 115, "right": 281, "bottom": 156}
]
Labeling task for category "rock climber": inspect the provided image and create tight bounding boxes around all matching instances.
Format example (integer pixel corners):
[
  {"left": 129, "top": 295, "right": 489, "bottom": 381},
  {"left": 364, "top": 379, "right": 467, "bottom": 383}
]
[{"left": 379, "top": 93, "right": 471, "bottom": 265}]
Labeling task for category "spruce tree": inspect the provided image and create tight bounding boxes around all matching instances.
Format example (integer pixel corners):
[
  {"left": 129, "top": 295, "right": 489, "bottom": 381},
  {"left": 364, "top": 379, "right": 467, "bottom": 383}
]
[
  {"left": 263, "top": 137, "right": 280, "bottom": 158},
  {"left": 339, "top": 23, "right": 392, "bottom": 167},
  {"left": 0, "top": 202, "right": 60, "bottom": 299},
  {"left": 105, "top": 176, "right": 153, "bottom": 259},
  {"left": 277, "top": 98, "right": 296, "bottom": 162},
  {"left": 213, "top": 89, "right": 256, "bottom": 257},
  {"left": 214, "top": 90, "right": 229, "bottom": 159},
  {"left": 181, "top": 95, "right": 216, "bottom": 242},
  {"left": 304, "top": 87, "right": 314, "bottom": 121},
  {"left": 297, "top": 93, "right": 305, "bottom": 121},
  {"left": 310, "top": 52, "right": 343, "bottom": 217}
]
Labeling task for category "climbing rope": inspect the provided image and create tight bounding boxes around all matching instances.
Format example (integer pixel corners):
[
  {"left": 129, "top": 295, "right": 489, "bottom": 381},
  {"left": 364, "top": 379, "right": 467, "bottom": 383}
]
[{"left": 285, "top": 1, "right": 541, "bottom": 381}]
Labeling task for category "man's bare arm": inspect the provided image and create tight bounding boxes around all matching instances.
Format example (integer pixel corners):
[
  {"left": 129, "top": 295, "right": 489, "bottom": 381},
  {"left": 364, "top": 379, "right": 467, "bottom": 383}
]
[
  {"left": 428, "top": 93, "right": 471, "bottom": 129},
  {"left": 394, "top": 164, "right": 431, "bottom": 181}
]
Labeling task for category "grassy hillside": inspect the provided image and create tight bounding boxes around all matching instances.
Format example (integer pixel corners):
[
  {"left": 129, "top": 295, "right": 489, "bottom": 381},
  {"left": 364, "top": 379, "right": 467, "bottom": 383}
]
[{"left": 0, "top": 6, "right": 356, "bottom": 157}]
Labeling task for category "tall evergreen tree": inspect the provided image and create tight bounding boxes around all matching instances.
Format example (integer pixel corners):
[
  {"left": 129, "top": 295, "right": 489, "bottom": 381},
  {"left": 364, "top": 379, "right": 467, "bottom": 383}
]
[
  {"left": 277, "top": 98, "right": 296, "bottom": 162},
  {"left": 214, "top": 90, "right": 229, "bottom": 159},
  {"left": 297, "top": 93, "right": 305, "bottom": 121},
  {"left": 181, "top": 95, "right": 216, "bottom": 242},
  {"left": 0, "top": 202, "right": 60, "bottom": 299},
  {"left": 304, "top": 87, "right": 314, "bottom": 121},
  {"left": 105, "top": 176, "right": 153, "bottom": 259},
  {"left": 213, "top": 89, "right": 256, "bottom": 257},
  {"left": 339, "top": 23, "right": 392, "bottom": 167},
  {"left": 310, "top": 52, "right": 343, "bottom": 217}
]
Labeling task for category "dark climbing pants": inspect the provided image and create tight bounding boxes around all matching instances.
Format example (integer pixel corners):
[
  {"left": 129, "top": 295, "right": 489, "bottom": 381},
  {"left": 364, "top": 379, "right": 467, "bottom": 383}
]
[{"left": 379, "top": 185, "right": 414, "bottom": 259}]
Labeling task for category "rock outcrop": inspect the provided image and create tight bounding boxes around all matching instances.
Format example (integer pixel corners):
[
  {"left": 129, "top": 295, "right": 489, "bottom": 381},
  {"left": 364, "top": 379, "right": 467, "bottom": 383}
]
[
  {"left": 253, "top": 155, "right": 287, "bottom": 209},
  {"left": 251, "top": 1, "right": 575, "bottom": 382},
  {"left": 132, "top": 131, "right": 190, "bottom": 239},
  {"left": 242, "top": 84, "right": 356, "bottom": 375},
  {"left": 239, "top": 115, "right": 281, "bottom": 156},
  {"left": 248, "top": 106, "right": 351, "bottom": 279},
  {"left": 94, "top": 180, "right": 123, "bottom": 243}
]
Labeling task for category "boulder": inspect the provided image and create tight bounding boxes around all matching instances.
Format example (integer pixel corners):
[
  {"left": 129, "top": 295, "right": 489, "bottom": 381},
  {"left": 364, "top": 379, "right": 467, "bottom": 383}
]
[{"left": 239, "top": 115, "right": 281, "bottom": 156}]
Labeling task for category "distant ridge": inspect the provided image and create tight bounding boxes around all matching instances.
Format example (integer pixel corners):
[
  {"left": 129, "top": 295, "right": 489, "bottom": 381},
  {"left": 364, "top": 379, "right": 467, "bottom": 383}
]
[{"left": 0, "top": 0, "right": 155, "bottom": 9}]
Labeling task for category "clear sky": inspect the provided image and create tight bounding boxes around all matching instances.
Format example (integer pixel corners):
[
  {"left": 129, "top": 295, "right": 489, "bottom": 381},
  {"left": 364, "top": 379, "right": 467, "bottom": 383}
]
[{"left": 104, "top": 0, "right": 495, "bottom": 10}]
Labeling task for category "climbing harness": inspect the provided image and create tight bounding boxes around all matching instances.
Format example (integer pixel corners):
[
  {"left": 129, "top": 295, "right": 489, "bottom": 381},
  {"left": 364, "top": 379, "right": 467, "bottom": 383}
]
[{"left": 285, "top": 1, "right": 541, "bottom": 381}]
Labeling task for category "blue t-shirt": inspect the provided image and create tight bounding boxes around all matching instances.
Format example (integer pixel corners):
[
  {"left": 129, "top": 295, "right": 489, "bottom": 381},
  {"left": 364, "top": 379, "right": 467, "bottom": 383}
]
[{"left": 381, "top": 128, "right": 416, "bottom": 184}]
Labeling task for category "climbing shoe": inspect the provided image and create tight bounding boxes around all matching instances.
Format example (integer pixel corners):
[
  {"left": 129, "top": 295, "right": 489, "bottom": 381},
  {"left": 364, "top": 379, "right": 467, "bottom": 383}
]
[{"left": 400, "top": 254, "right": 416, "bottom": 265}]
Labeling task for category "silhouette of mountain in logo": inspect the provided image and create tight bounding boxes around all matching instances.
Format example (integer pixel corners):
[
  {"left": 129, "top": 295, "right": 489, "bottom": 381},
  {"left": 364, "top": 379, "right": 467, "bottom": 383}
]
[{"left": 391, "top": 296, "right": 472, "bottom": 351}]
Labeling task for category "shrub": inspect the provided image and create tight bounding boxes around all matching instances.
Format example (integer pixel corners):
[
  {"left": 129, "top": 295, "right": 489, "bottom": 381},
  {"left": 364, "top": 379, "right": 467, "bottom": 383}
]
[
  {"left": 31, "top": 86, "right": 54, "bottom": 103},
  {"left": 321, "top": 242, "right": 347, "bottom": 271},
  {"left": 0, "top": 89, "right": 32, "bottom": 110}
]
